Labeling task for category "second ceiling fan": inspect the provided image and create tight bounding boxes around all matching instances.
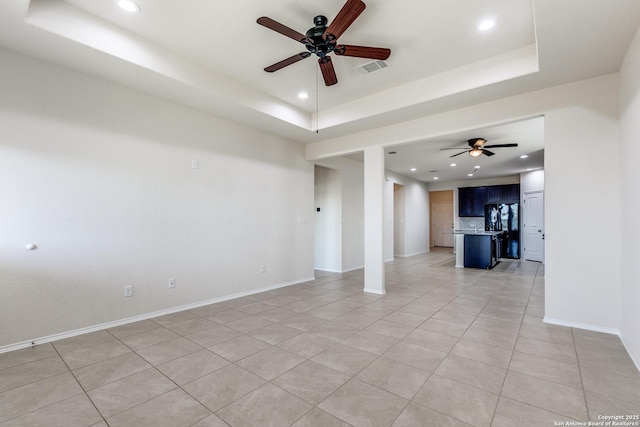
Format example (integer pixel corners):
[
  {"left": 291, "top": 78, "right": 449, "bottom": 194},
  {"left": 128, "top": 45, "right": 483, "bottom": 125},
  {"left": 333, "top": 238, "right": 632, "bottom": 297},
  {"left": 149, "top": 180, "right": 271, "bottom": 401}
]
[
  {"left": 257, "top": 0, "right": 391, "bottom": 86},
  {"left": 442, "top": 138, "right": 518, "bottom": 158}
]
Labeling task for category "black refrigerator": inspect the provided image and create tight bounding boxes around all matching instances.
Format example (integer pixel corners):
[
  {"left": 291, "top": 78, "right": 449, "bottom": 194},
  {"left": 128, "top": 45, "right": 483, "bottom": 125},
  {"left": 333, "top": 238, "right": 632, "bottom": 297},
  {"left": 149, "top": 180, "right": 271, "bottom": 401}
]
[{"left": 485, "top": 203, "right": 520, "bottom": 259}]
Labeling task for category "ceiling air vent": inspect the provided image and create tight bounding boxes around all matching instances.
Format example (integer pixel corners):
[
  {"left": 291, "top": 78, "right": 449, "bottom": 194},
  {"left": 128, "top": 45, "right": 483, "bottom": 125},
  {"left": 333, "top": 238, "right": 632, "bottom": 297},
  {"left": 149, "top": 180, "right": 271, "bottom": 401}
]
[{"left": 355, "top": 60, "right": 390, "bottom": 75}]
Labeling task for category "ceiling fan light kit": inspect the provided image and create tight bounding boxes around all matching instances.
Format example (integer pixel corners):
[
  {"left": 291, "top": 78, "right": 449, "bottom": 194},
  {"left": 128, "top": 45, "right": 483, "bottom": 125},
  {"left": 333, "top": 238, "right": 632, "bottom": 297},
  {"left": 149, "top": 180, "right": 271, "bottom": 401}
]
[{"left": 257, "top": 0, "right": 391, "bottom": 86}]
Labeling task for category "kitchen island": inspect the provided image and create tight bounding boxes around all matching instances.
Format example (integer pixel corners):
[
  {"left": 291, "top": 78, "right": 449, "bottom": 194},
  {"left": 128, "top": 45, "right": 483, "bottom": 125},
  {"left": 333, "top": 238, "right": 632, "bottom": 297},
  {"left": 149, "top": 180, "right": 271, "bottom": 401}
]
[{"left": 453, "top": 230, "right": 504, "bottom": 269}]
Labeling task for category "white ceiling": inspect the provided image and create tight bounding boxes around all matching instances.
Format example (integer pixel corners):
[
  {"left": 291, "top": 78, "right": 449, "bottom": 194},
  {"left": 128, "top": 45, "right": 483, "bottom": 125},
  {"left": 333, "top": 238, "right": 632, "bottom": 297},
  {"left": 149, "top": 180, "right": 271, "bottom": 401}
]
[
  {"left": 0, "top": 0, "right": 639, "bottom": 183},
  {"left": 373, "top": 117, "right": 545, "bottom": 183}
]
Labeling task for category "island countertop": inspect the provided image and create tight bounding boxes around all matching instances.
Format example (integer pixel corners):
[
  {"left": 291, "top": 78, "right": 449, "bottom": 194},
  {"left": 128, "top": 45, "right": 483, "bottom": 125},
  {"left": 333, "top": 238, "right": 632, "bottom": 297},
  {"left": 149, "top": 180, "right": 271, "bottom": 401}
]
[{"left": 453, "top": 230, "right": 503, "bottom": 236}]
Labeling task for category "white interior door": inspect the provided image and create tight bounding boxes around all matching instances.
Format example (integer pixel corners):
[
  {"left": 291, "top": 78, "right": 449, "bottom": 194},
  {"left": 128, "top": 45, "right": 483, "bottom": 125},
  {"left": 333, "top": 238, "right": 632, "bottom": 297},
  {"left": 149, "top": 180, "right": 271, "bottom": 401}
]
[
  {"left": 523, "top": 191, "right": 544, "bottom": 262},
  {"left": 433, "top": 203, "right": 453, "bottom": 247}
]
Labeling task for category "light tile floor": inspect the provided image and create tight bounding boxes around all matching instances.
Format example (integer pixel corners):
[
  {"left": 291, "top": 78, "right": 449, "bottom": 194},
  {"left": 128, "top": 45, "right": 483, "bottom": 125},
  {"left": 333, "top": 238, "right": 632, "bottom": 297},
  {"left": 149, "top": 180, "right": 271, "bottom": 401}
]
[{"left": 1, "top": 249, "right": 639, "bottom": 426}]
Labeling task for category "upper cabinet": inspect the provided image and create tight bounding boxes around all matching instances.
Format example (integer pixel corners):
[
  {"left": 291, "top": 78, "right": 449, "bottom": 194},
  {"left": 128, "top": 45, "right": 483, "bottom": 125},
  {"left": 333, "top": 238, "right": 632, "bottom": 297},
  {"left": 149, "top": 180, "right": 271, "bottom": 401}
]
[
  {"left": 502, "top": 184, "right": 520, "bottom": 203},
  {"left": 458, "top": 184, "right": 520, "bottom": 217},
  {"left": 486, "top": 186, "right": 503, "bottom": 204},
  {"left": 458, "top": 186, "right": 487, "bottom": 217}
]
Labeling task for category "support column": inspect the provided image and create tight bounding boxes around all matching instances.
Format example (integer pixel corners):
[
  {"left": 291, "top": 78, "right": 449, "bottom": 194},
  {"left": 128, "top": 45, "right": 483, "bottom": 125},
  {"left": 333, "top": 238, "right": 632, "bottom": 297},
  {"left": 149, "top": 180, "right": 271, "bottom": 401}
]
[{"left": 363, "top": 146, "right": 386, "bottom": 294}]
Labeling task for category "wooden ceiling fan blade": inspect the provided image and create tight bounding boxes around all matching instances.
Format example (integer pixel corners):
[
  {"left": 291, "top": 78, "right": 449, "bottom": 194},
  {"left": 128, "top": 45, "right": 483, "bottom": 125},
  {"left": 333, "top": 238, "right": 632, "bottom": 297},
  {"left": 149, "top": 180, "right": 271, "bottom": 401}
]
[
  {"left": 482, "top": 149, "right": 496, "bottom": 156},
  {"left": 449, "top": 151, "right": 468, "bottom": 158},
  {"left": 264, "top": 52, "right": 311, "bottom": 72},
  {"left": 483, "top": 143, "right": 518, "bottom": 148},
  {"left": 324, "top": 0, "right": 366, "bottom": 40},
  {"left": 257, "top": 17, "right": 307, "bottom": 43},
  {"left": 319, "top": 57, "right": 338, "bottom": 86},
  {"left": 335, "top": 45, "right": 391, "bottom": 60}
]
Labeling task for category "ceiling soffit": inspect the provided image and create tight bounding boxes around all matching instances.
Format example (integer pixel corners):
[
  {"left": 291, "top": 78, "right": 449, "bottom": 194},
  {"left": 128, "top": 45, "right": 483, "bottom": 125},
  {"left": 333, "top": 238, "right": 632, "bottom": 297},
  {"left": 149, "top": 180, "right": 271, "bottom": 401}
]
[{"left": 23, "top": 0, "right": 539, "bottom": 134}]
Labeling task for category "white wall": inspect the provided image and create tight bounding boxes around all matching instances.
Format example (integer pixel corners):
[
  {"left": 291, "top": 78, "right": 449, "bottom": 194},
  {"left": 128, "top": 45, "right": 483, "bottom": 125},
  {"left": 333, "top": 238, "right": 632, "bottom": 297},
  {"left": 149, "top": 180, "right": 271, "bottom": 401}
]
[
  {"left": 619, "top": 27, "right": 640, "bottom": 367},
  {"left": 341, "top": 160, "right": 366, "bottom": 271},
  {"left": 0, "top": 49, "right": 315, "bottom": 348},
  {"left": 314, "top": 157, "right": 364, "bottom": 272},
  {"left": 393, "top": 184, "right": 406, "bottom": 258},
  {"left": 386, "top": 173, "right": 431, "bottom": 258},
  {"left": 314, "top": 158, "right": 430, "bottom": 270},
  {"left": 307, "top": 74, "right": 624, "bottom": 336},
  {"left": 313, "top": 166, "right": 342, "bottom": 272},
  {"left": 520, "top": 170, "right": 545, "bottom": 193},
  {"left": 543, "top": 85, "right": 621, "bottom": 331}
]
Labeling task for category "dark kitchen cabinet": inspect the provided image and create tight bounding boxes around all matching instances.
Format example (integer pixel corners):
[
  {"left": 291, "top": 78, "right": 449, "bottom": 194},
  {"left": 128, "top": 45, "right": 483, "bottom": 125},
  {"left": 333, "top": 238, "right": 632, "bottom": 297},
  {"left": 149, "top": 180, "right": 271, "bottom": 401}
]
[
  {"left": 502, "top": 184, "right": 520, "bottom": 203},
  {"left": 458, "top": 184, "right": 520, "bottom": 216},
  {"left": 458, "top": 187, "right": 486, "bottom": 217},
  {"left": 464, "top": 234, "right": 498, "bottom": 269},
  {"left": 486, "top": 186, "right": 503, "bottom": 203},
  {"left": 458, "top": 188, "right": 473, "bottom": 217}
]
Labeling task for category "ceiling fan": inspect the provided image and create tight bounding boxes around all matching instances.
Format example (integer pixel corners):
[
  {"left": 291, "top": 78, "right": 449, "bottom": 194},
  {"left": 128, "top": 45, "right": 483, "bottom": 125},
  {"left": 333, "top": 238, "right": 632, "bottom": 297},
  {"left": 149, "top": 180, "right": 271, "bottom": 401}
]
[
  {"left": 257, "top": 0, "right": 391, "bottom": 86},
  {"left": 441, "top": 138, "right": 518, "bottom": 158}
]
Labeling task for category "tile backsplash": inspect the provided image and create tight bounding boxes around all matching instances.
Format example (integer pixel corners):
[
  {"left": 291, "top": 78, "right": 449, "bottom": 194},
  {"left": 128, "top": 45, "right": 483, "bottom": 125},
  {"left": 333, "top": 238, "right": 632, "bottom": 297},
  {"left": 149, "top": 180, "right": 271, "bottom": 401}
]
[{"left": 459, "top": 217, "right": 484, "bottom": 230}]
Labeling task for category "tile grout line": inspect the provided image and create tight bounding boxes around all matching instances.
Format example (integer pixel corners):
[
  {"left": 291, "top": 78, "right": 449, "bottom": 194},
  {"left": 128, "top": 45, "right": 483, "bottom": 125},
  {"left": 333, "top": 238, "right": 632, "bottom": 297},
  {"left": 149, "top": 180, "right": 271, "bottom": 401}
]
[
  {"left": 573, "top": 326, "right": 592, "bottom": 421},
  {"left": 51, "top": 341, "right": 110, "bottom": 427},
  {"left": 488, "top": 260, "right": 537, "bottom": 427}
]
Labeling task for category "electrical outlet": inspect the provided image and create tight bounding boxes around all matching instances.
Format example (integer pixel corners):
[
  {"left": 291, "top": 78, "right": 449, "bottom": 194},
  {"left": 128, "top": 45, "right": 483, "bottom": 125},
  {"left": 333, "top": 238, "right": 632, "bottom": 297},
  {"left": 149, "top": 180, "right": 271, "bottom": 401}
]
[
  {"left": 260, "top": 264, "right": 266, "bottom": 273},
  {"left": 124, "top": 285, "right": 133, "bottom": 297},
  {"left": 168, "top": 278, "right": 175, "bottom": 289}
]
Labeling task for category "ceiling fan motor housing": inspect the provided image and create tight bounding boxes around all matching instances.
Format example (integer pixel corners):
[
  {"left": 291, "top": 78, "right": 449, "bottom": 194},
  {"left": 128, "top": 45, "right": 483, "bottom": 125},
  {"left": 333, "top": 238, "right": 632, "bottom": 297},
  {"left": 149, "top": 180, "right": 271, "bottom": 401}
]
[
  {"left": 468, "top": 138, "right": 487, "bottom": 147},
  {"left": 305, "top": 16, "right": 337, "bottom": 58}
]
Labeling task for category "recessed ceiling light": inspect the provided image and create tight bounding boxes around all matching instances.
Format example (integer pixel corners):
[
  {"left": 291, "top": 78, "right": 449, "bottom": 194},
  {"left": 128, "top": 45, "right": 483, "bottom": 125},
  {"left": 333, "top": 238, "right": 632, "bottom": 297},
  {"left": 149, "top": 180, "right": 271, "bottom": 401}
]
[
  {"left": 520, "top": 154, "right": 528, "bottom": 159},
  {"left": 117, "top": 0, "right": 140, "bottom": 13},
  {"left": 474, "top": 165, "right": 480, "bottom": 169},
  {"left": 433, "top": 177, "right": 439, "bottom": 180},
  {"left": 410, "top": 168, "right": 417, "bottom": 172},
  {"left": 297, "top": 92, "right": 309, "bottom": 99},
  {"left": 478, "top": 19, "right": 495, "bottom": 31},
  {"left": 450, "top": 163, "right": 456, "bottom": 167},
  {"left": 468, "top": 173, "right": 474, "bottom": 177}
]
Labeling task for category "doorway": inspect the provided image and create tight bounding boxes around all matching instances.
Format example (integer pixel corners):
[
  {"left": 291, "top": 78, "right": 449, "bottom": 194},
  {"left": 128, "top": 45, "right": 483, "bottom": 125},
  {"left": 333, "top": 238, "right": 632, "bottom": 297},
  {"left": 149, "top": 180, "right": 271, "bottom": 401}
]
[
  {"left": 429, "top": 190, "right": 454, "bottom": 248},
  {"left": 313, "top": 165, "right": 342, "bottom": 271},
  {"left": 433, "top": 203, "right": 454, "bottom": 247},
  {"left": 523, "top": 190, "right": 544, "bottom": 262}
]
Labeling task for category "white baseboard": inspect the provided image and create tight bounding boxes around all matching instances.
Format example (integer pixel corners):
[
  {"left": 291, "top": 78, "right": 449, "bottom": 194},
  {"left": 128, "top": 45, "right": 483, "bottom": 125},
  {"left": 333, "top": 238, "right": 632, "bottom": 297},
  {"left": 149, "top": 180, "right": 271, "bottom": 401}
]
[
  {"left": 363, "top": 287, "right": 386, "bottom": 295},
  {"left": 619, "top": 333, "right": 640, "bottom": 372},
  {"left": 543, "top": 317, "right": 621, "bottom": 336},
  {"left": 314, "top": 267, "right": 343, "bottom": 273},
  {"left": 393, "top": 250, "right": 430, "bottom": 258},
  {"left": 0, "top": 276, "right": 315, "bottom": 354},
  {"left": 315, "top": 265, "right": 364, "bottom": 274},
  {"left": 544, "top": 316, "right": 639, "bottom": 372}
]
